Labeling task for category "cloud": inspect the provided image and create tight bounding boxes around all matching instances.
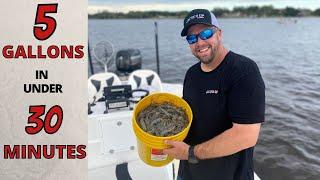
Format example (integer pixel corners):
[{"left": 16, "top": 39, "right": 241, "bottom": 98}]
[
  {"left": 88, "top": 2, "right": 226, "bottom": 14},
  {"left": 88, "top": 0, "right": 320, "bottom": 14}
]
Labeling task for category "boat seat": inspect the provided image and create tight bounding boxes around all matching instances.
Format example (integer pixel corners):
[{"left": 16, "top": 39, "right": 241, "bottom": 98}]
[
  {"left": 88, "top": 72, "right": 122, "bottom": 102},
  {"left": 88, "top": 81, "right": 97, "bottom": 104},
  {"left": 127, "top": 70, "right": 163, "bottom": 94}
]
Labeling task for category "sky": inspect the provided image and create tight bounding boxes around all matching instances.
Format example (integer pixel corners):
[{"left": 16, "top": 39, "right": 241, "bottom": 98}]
[{"left": 88, "top": 0, "right": 320, "bottom": 14}]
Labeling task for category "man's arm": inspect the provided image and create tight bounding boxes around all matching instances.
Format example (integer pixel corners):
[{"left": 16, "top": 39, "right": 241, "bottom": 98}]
[
  {"left": 194, "top": 122, "right": 261, "bottom": 159},
  {"left": 163, "top": 122, "right": 261, "bottom": 160}
]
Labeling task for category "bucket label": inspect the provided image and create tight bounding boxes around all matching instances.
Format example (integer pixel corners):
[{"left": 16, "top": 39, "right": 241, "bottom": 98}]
[{"left": 151, "top": 148, "right": 168, "bottom": 161}]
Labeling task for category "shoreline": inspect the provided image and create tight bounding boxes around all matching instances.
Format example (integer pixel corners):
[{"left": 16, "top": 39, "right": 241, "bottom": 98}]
[{"left": 88, "top": 16, "right": 320, "bottom": 20}]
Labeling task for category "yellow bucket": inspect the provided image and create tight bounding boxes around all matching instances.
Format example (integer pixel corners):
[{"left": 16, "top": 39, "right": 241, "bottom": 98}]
[{"left": 132, "top": 93, "right": 193, "bottom": 167}]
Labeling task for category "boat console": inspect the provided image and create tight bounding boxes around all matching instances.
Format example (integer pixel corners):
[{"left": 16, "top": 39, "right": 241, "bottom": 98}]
[{"left": 88, "top": 70, "right": 183, "bottom": 180}]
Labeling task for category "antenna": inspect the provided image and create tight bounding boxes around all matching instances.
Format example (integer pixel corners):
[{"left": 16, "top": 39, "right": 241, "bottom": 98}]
[{"left": 154, "top": 21, "right": 160, "bottom": 76}]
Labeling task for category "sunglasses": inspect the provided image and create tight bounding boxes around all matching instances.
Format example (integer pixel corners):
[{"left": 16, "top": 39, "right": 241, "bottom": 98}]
[{"left": 186, "top": 28, "right": 217, "bottom": 44}]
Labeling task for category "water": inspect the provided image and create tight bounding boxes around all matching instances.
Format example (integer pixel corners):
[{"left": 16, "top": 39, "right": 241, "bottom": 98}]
[{"left": 89, "top": 18, "right": 320, "bottom": 180}]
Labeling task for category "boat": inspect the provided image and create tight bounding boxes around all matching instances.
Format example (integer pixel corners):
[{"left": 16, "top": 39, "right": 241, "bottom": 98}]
[
  {"left": 88, "top": 78, "right": 181, "bottom": 180},
  {"left": 88, "top": 44, "right": 181, "bottom": 179},
  {"left": 87, "top": 42, "right": 261, "bottom": 180}
]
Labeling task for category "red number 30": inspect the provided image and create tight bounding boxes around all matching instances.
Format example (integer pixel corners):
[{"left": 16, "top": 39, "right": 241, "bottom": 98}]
[
  {"left": 33, "top": 4, "right": 58, "bottom": 41},
  {"left": 25, "top": 105, "right": 63, "bottom": 135}
]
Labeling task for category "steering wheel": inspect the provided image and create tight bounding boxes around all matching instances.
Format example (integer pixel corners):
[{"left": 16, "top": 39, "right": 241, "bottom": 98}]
[{"left": 129, "top": 89, "right": 149, "bottom": 103}]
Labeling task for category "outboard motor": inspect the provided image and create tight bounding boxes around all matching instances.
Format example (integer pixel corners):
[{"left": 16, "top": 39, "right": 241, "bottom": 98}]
[{"left": 116, "top": 49, "right": 142, "bottom": 74}]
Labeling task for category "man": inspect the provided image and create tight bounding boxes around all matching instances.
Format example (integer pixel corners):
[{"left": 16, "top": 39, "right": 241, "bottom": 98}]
[{"left": 163, "top": 9, "right": 265, "bottom": 180}]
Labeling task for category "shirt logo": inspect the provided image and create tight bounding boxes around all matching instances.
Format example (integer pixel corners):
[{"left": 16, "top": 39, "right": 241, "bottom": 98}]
[
  {"left": 186, "top": 14, "right": 205, "bottom": 23},
  {"left": 206, "top": 90, "right": 219, "bottom": 94}
]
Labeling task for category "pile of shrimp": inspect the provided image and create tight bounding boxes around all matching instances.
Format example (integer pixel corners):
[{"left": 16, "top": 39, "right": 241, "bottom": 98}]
[{"left": 137, "top": 102, "right": 189, "bottom": 137}]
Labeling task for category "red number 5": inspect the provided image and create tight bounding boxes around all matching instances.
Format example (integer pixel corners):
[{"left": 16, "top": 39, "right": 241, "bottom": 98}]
[
  {"left": 25, "top": 105, "right": 63, "bottom": 135},
  {"left": 33, "top": 4, "right": 58, "bottom": 41}
]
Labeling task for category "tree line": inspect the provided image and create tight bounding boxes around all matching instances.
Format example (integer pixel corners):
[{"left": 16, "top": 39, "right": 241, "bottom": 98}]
[{"left": 89, "top": 6, "right": 320, "bottom": 19}]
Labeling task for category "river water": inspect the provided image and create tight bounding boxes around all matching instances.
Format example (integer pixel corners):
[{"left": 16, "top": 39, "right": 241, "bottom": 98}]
[{"left": 89, "top": 18, "right": 320, "bottom": 180}]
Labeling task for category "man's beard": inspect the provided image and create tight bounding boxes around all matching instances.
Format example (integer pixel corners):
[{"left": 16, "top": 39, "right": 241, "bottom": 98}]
[{"left": 194, "top": 41, "right": 219, "bottom": 65}]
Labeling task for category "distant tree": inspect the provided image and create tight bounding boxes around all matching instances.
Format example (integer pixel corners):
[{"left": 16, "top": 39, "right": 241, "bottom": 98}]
[
  {"left": 259, "top": 5, "right": 279, "bottom": 17},
  {"left": 88, "top": 6, "right": 315, "bottom": 19},
  {"left": 298, "top": 9, "right": 312, "bottom": 16},
  {"left": 176, "top": 11, "right": 188, "bottom": 18},
  {"left": 312, "top": 8, "right": 320, "bottom": 16},
  {"left": 246, "top": 6, "right": 259, "bottom": 16},
  {"left": 233, "top": 6, "right": 246, "bottom": 16},
  {"left": 212, "top": 8, "right": 229, "bottom": 17},
  {"left": 283, "top": 7, "right": 300, "bottom": 17}
]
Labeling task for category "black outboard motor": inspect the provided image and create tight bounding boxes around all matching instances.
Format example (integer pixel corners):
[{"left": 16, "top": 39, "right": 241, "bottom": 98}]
[{"left": 116, "top": 49, "right": 142, "bottom": 74}]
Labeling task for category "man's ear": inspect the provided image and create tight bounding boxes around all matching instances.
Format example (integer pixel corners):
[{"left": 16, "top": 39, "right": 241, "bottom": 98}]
[{"left": 217, "top": 29, "right": 222, "bottom": 41}]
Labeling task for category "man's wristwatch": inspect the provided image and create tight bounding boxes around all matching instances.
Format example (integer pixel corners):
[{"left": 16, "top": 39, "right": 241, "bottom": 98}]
[{"left": 188, "top": 146, "right": 199, "bottom": 164}]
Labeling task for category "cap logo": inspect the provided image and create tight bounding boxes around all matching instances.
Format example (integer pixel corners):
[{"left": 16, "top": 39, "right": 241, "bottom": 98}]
[{"left": 186, "top": 14, "right": 205, "bottom": 23}]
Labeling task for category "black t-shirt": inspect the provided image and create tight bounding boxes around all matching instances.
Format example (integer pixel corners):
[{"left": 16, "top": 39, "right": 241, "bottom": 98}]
[{"left": 179, "top": 51, "right": 265, "bottom": 180}]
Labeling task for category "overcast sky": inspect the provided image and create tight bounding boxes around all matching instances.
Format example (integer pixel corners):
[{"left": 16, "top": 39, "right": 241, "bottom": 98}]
[{"left": 88, "top": 0, "right": 320, "bottom": 13}]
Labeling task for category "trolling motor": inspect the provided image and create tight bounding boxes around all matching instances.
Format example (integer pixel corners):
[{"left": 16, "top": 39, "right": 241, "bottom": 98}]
[{"left": 103, "top": 85, "right": 149, "bottom": 114}]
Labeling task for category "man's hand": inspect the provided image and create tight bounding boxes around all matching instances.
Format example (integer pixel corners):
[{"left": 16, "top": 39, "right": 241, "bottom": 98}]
[{"left": 163, "top": 140, "right": 190, "bottom": 160}]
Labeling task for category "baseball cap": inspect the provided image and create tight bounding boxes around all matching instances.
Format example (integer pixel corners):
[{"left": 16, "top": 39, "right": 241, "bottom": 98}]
[{"left": 181, "top": 9, "right": 220, "bottom": 37}]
